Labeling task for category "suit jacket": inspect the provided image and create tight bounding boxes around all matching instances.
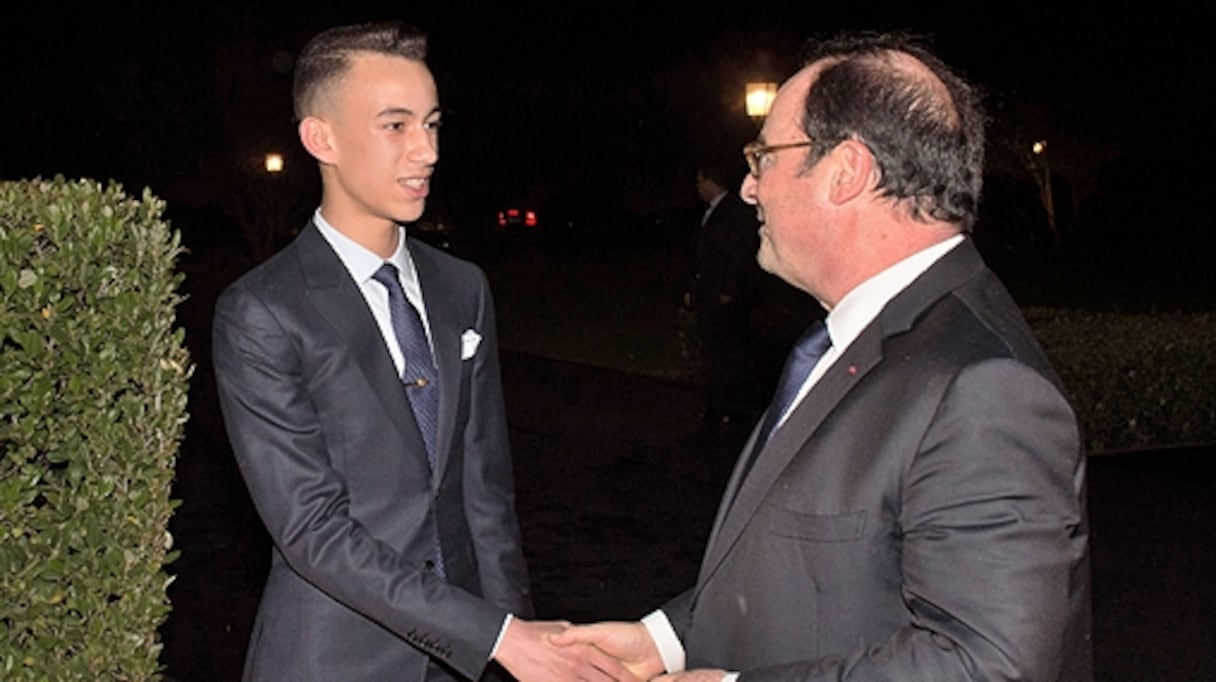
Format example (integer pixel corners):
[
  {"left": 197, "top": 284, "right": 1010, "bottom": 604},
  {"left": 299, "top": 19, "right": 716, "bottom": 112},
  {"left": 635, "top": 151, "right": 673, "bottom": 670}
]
[
  {"left": 212, "top": 222, "right": 532, "bottom": 681},
  {"left": 688, "top": 192, "right": 762, "bottom": 311},
  {"left": 663, "top": 239, "right": 1092, "bottom": 680}
]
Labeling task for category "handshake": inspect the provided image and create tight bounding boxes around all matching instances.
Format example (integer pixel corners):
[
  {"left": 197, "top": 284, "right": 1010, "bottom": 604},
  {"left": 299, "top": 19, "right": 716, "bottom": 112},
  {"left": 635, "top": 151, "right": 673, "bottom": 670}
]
[{"left": 494, "top": 618, "right": 727, "bottom": 682}]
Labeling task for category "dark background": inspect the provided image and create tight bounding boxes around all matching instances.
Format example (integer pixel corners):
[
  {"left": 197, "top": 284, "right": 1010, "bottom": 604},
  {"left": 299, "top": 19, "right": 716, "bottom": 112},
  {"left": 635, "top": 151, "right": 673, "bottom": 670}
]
[{"left": 3, "top": 2, "right": 1209, "bottom": 295}]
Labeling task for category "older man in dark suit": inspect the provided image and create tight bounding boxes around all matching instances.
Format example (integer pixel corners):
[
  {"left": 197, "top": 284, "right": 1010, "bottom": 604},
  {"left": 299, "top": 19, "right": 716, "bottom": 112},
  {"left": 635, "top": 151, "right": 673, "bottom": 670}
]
[
  {"left": 557, "top": 31, "right": 1092, "bottom": 681},
  {"left": 212, "top": 20, "right": 629, "bottom": 682}
]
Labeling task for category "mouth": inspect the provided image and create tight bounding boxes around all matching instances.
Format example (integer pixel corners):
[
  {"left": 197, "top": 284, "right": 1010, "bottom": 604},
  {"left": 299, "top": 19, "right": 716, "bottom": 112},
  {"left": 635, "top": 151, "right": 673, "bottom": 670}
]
[{"left": 399, "top": 176, "right": 431, "bottom": 199}]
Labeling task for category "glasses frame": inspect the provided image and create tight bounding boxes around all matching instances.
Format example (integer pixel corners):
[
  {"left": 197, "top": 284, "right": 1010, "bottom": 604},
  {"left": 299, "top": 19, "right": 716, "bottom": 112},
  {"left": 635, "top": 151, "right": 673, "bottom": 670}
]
[{"left": 743, "top": 139, "right": 814, "bottom": 178}]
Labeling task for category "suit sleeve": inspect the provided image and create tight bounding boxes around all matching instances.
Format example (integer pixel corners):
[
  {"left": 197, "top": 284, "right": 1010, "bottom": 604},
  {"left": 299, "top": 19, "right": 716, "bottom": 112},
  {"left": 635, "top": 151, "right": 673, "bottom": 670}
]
[
  {"left": 460, "top": 271, "right": 534, "bottom": 617},
  {"left": 744, "top": 359, "right": 1089, "bottom": 681},
  {"left": 661, "top": 588, "right": 695, "bottom": 639},
  {"left": 211, "top": 282, "right": 507, "bottom": 679}
]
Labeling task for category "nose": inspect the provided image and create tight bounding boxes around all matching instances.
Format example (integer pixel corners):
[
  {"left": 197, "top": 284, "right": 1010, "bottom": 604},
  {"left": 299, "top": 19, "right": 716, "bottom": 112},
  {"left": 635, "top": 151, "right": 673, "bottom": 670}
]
[
  {"left": 409, "top": 127, "right": 439, "bottom": 165},
  {"left": 740, "top": 173, "right": 758, "bottom": 205}
]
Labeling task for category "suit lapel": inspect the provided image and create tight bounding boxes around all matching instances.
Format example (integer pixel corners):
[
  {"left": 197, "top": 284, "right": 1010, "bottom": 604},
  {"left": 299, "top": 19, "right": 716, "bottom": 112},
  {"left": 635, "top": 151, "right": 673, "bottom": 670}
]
[
  {"left": 296, "top": 223, "right": 423, "bottom": 447},
  {"left": 697, "top": 327, "right": 883, "bottom": 584}
]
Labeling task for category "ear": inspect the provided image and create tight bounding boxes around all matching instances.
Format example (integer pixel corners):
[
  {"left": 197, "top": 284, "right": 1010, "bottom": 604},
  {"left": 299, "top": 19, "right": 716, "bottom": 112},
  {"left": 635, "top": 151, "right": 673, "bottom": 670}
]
[
  {"left": 827, "top": 140, "right": 877, "bottom": 205},
  {"left": 298, "top": 116, "right": 337, "bottom": 165}
]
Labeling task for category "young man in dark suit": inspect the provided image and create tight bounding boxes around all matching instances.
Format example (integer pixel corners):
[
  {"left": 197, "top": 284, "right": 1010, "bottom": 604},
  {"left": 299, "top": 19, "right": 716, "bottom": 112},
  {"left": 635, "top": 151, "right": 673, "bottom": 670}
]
[
  {"left": 212, "top": 20, "right": 629, "bottom": 682},
  {"left": 558, "top": 31, "right": 1092, "bottom": 682}
]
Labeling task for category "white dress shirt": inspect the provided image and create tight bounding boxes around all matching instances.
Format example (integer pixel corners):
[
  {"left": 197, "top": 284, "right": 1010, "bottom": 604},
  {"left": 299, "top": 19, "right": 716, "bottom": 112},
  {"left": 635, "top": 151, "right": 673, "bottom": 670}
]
[
  {"left": 313, "top": 209, "right": 435, "bottom": 374},
  {"left": 700, "top": 190, "right": 726, "bottom": 226}
]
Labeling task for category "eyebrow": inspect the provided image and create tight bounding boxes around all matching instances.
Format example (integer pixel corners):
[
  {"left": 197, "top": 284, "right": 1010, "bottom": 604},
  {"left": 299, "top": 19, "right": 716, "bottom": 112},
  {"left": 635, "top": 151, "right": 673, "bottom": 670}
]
[{"left": 376, "top": 105, "right": 442, "bottom": 119}]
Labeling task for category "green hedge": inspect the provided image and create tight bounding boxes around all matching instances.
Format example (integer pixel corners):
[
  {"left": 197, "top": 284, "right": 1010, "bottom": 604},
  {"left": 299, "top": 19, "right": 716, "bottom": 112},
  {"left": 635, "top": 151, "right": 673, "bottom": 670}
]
[
  {"left": 1, "top": 177, "right": 191, "bottom": 680},
  {"left": 1027, "top": 308, "right": 1216, "bottom": 453}
]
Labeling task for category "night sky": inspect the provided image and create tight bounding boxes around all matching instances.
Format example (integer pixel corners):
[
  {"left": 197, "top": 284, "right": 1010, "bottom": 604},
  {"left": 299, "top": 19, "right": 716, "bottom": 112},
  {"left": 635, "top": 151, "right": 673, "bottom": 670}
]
[{"left": 2, "top": 2, "right": 1207, "bottom": 261}]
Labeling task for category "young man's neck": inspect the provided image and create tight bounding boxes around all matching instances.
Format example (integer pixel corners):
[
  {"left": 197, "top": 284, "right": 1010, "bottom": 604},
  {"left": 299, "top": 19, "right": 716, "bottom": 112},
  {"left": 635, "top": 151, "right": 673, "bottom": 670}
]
[{"left": 318, "top": 206, "right": 399, "bottom": 259}]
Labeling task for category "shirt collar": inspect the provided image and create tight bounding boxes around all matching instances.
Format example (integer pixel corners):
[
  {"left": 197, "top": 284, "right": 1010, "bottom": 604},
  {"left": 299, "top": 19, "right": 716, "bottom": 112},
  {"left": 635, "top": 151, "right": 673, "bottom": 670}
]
[
  {"left": 825, "top": 234, "right": 964, "bottom": 351},
  {"left": 312, "top": 209, "right": 417, "bottom": 285}
]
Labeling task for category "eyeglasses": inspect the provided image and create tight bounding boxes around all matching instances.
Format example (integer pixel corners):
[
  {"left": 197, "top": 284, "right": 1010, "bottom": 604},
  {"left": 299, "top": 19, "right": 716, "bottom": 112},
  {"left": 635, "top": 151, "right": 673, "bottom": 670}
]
[{"left": 743, "top": 139, "right": 814, "bottom": 178}]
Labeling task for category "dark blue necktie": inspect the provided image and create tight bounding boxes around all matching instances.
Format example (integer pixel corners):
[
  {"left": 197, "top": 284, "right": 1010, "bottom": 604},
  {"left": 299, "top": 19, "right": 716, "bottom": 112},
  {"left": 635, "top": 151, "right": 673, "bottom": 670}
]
[
  {"left": 372, "top": 263, "right": 446, "bottom": 577},
  {"left": 373, "top": 263, "right": 440, "bottom": 464},
  {"left": 740, "top": 320, "right": 832, "bottom": 482}
]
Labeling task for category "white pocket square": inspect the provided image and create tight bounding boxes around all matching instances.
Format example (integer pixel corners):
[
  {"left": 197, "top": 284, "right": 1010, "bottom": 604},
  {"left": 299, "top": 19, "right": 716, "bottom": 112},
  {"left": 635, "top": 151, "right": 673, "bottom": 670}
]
[{"left": 461, "top": 329, "right": 482, "bottom": 360}]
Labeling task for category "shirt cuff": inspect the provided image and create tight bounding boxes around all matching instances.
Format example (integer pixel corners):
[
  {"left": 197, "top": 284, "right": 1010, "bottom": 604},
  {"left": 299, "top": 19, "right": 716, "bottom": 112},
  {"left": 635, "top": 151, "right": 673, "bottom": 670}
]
[
  {"left": 641, "top": 610, "right": 686, "bottom": 673},
  {"left": 490, "top": 613, "right": 513, "bottom": 659},
  {"left": 723, "top": 674, "right": 740, "bottom": 682}
]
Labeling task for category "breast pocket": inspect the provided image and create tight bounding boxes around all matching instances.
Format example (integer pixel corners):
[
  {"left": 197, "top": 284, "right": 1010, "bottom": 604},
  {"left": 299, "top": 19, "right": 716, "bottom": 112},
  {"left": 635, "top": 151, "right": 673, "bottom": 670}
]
[{"left": 764, "top": 504, "right": 867, "bottom": 543}]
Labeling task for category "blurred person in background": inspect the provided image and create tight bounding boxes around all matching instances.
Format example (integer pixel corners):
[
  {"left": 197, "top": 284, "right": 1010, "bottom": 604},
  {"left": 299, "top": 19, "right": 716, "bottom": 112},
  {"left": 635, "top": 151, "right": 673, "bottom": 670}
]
[{"left": 685, "top": 159, "right": 763, "bottom": 426}]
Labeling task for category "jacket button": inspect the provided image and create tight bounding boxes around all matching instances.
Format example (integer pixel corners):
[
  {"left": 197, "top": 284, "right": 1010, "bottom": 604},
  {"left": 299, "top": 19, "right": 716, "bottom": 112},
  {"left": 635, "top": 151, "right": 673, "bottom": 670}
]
[{"left": 424, "top": 560, "right": 435, "bottom": 572}]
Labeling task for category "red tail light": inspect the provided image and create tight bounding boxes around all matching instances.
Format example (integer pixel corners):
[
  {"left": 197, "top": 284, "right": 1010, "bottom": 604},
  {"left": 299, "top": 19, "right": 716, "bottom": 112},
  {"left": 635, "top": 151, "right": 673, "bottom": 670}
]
[{"left": 496, "top": 208, "right": 536, "bottom": 228}]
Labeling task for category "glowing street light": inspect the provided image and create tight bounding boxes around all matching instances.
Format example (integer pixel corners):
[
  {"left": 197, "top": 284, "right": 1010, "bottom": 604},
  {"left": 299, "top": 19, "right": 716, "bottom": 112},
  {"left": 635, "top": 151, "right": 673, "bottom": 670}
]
[
  {"left": 746, "top": 82, "right": 778, "bottom": 121},
  {"left": 264, "top": 152, "right": 284, "bottom": 174},
  {"left": 1027, "top": 139, "right": 1057, "bottom": 244}
]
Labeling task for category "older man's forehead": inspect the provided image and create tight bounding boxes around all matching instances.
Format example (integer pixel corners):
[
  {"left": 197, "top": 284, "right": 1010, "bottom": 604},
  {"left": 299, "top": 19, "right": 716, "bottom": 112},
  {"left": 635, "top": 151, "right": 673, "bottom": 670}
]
[{"left": 762, "top": 65, "right": 820, "bottom": 141}]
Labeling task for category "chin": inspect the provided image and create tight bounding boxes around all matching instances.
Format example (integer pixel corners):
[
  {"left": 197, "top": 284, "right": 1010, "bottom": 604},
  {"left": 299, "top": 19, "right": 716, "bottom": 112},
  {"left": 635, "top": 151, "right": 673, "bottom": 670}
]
[
  {"left": 757, "top": 247, "right": 777, "bottom": 276},
  {"left": 394, "top": 207, "right": 426, "bottom": 225}
]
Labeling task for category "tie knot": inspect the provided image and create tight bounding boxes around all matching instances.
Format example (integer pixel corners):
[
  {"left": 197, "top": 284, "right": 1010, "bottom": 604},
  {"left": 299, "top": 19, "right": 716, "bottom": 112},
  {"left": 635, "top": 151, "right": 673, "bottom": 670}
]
[
  {"left": 373, "top": 262, "right": 400, "bottom": 289},
  {"left": 793, "top": 321, "right": 831, "bottom": 361}
]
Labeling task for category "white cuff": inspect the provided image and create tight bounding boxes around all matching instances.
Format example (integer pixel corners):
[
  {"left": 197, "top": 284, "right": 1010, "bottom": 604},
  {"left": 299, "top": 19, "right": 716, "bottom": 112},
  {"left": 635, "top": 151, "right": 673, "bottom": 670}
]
[
  {"left": 490, "top": 613, "right": 513, "bottom": 659},
  {"left": 641, "top": 610, "right": 685, "bottom": 673}
]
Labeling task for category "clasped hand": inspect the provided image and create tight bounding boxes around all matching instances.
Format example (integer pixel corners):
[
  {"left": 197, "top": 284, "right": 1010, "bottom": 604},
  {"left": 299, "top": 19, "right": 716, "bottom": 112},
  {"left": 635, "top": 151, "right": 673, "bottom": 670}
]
[
  {"left": 492, "top": 618, "right": 642, "bottom": 682},
  {"left": 496, "top": 618, "right": 727, "bottom": 681},
  {"left": 549, "top": 620, "right": 727, "bottom": 681}
]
